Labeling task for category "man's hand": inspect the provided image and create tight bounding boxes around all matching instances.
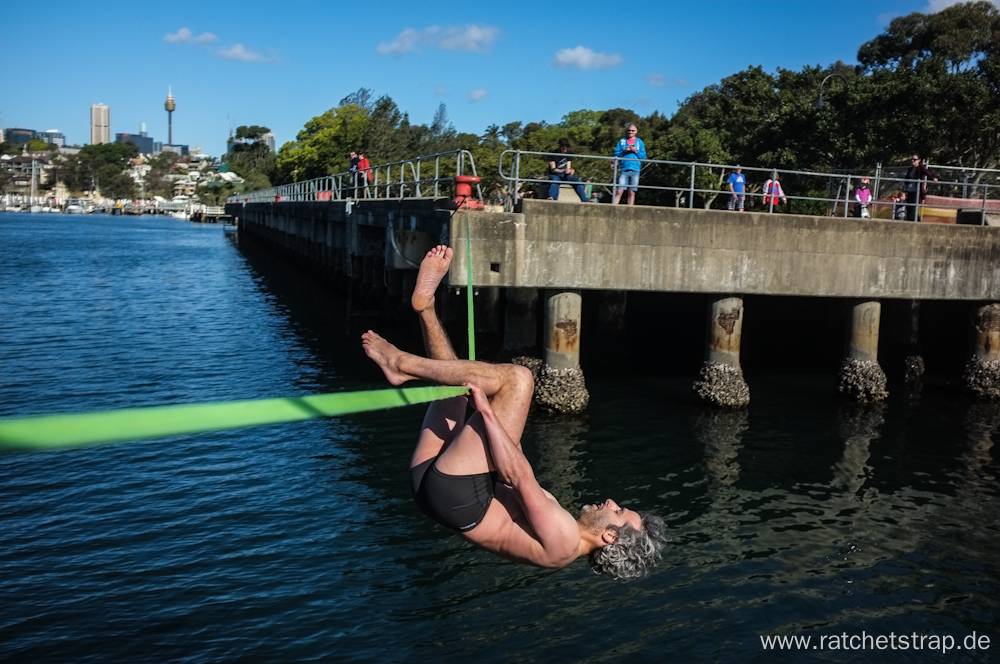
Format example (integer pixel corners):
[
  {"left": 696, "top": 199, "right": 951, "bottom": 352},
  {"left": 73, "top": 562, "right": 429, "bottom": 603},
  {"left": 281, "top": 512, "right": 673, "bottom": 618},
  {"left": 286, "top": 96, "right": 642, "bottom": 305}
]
[{"left": 465, "top": 383, "right": 492, "bottom": 415}]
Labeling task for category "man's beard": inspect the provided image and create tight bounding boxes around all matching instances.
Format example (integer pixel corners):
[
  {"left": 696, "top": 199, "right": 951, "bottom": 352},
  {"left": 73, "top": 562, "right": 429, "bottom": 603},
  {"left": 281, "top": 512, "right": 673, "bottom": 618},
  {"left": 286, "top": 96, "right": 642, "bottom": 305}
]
[{"left": 578, "top": 506, "right": 609, "bottom": 534}]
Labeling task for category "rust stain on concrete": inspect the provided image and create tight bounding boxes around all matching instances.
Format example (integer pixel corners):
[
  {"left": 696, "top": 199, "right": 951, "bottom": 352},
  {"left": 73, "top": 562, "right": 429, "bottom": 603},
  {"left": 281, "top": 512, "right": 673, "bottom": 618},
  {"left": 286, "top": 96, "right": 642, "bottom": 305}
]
[
  {"left": 551, "top": 320, "right": 579, "bottom": 352},
  {"left": 716, "top": 308, "right": 741, "bottom": 336}
]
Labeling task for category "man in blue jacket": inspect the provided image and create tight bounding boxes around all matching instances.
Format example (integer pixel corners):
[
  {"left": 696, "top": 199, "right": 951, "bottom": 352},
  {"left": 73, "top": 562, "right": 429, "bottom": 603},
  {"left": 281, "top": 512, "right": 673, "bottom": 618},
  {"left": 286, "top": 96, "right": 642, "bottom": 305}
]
[{"left": 613, "top": 124, "right": 646, "bottom": 205}]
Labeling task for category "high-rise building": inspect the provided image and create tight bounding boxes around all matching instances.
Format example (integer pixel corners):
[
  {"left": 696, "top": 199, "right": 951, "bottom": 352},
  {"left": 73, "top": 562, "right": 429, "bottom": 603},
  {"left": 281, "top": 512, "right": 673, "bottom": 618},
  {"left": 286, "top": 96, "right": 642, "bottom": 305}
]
[
  {"left": 4, "top": 127, "right": 36, "bottom": 145},
  {"left": 90, "top": 104, "right": 110, "bottom": 144},
  {"left": 260, "top": 132, "right": 276, "bottom": 153}
]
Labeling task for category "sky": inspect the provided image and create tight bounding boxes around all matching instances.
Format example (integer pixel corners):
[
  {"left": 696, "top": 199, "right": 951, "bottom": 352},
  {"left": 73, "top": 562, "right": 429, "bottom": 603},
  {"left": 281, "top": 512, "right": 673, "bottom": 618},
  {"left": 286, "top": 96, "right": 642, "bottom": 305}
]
[{"left": 0, "top": 0, "right": 990, "bottom": 157}]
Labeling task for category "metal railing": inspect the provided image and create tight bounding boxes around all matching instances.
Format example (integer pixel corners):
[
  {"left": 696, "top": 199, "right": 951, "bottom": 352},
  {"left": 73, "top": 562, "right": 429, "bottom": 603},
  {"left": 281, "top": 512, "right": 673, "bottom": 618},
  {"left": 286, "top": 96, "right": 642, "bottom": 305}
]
[
  {"left": 227, "top": 149, "right": 483, "bottom": 205},
  {"left": 497, "top": 150, "right": 1000, "bottom": 223}
]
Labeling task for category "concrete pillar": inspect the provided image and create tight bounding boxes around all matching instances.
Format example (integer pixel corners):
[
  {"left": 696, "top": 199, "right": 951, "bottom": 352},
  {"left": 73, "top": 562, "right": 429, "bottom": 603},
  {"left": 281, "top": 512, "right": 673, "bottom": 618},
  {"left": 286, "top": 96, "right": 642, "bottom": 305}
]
[
  {"left": 502, "top": 287, "right": 541, "bottom": 379},
  {"left": 476, "top": 286, "right": 502, "bottom": 337},
  {"left": 597, "top": 290, "right": 627, "bottom": 336},
  {"left": 903, "top": 300, "right": 925, "bottom": 386},
  {"left": 535, "top": 290, "right": 589, "bottom": 413},
  {"left": 693, "top": 296, "right": 750, "bottom": 407},
  {"left": 502, "top": 288, "right": 538, "bottom": 354},
  {"left": 963, "top": 303, "right": 1000, "bottom": 400},
  {"left": 838, "top": 300, "right": 888, "bottom": 402}
]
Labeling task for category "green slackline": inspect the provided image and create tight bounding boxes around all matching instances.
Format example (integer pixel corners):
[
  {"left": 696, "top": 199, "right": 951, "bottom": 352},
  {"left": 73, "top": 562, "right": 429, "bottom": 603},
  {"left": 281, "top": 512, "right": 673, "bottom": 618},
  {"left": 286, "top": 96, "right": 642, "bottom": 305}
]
[
  {"left": 0, "top": 386, "right": 470, "bottom": 452},
  {"left": 1, "top": 217, "right": 480, "bottom": 453},
  {"left": 465, "top": 210, "right": 476, "bottom": 362}
]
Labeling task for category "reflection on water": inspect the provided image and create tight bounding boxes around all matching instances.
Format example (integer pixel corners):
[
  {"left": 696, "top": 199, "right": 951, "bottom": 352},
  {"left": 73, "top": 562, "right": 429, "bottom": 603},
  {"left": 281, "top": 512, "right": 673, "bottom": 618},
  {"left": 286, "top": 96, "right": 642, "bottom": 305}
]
[{"left": 1, "top": 215, "right": 998, "bottom": 663}]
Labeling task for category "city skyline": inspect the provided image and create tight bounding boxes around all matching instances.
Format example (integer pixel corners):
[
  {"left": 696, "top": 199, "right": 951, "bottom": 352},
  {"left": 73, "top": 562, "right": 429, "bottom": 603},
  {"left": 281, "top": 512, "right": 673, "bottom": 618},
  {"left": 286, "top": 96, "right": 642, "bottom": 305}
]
[{"left": 0, "top": 0, "right": 991, "bottom": 157}]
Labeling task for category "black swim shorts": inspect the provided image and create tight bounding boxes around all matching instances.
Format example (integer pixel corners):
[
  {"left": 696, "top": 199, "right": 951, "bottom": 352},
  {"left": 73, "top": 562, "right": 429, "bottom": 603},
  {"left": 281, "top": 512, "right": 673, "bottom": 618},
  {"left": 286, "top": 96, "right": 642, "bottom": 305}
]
[{"left": 410, "top": 457, "right": 499, "bottom": 532}]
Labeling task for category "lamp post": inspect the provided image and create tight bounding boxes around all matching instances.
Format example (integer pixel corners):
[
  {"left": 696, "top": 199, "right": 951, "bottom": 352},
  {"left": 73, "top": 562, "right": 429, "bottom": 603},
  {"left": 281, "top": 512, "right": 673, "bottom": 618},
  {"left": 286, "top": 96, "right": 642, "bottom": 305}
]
[
  {"left": 814, "top": 74, "right": 847, "bottom": 109},
  {"left": 814, "top": 74, "right": 849, "bottom": 215}
]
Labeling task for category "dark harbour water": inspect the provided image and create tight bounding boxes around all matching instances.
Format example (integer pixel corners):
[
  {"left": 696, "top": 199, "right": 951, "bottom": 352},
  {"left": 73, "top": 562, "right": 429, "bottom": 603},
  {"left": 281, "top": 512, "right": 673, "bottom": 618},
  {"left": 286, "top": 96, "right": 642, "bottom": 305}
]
[{"left": 1, "top": 213, "right": 998, "bottom": 663}]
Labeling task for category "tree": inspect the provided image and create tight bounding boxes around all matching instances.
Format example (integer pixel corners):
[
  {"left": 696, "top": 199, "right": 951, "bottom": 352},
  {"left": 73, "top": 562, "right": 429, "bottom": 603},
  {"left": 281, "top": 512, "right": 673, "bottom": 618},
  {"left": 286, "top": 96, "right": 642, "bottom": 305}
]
[
  {"left": 856, "top": 1, "right": 1000, "bottom": 171},
  {"left": 235, "top": 125, "right": 271, "bottom": 141},
  {"left": 858, "top": 1, "right": 1000, "bottom": 74},
  {"left": 275, "top": 104, "right": 370, "bottom": 181}
]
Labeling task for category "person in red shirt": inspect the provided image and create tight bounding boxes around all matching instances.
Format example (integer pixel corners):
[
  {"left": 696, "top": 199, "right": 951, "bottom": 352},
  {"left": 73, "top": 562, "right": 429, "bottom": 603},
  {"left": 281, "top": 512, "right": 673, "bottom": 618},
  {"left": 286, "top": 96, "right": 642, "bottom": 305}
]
[{"left": 356, "top": 150, "right": 372, "bottom": 198}]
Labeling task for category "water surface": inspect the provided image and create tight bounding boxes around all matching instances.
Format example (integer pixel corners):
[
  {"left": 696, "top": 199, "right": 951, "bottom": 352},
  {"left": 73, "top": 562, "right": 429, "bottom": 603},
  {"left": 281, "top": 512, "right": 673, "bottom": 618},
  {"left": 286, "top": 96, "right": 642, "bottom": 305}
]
[{"left": 2, "top": 213, "right": 997, "bottom": 662}]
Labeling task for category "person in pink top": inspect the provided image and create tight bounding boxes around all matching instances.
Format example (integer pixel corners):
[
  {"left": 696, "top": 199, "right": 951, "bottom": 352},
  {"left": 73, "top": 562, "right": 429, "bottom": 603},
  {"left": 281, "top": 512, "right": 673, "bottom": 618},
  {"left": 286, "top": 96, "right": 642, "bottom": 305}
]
[{"left": 854, "top": 178, "right": 873, "bottom": 218}]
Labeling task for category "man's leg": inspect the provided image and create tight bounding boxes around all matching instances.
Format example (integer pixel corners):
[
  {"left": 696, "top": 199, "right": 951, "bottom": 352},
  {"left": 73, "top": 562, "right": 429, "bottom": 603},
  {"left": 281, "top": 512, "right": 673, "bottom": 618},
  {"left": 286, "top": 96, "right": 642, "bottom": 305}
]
[
  {"left": 613, "top": 172, "right": 625, "bottom": 205},
  {"left": 548, "top": 175, "right": 562, "bottom": 201},
  {"left": 364, "top": 329, "right": 533, "bottom": 475},
  {"left": 626, "top": 174, "right": 637, "bottom": 205},
  {"left": 409, "top": 246, "right": 466, "bottom": 468},
  {"left": 566, "top": 175, "right": 588, "bottom": 202}
]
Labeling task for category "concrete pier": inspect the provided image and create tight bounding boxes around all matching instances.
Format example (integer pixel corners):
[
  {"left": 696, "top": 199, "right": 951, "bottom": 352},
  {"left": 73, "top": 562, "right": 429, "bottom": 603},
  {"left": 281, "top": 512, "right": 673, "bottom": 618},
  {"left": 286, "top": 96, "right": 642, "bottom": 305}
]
[
  {"left": 838, "top": 300, "right": 888, "bottom": 403},
  {"left": 227, "top": 196, "right": 1000, "bottom": 409},
  {"left": 535, "top": 289, "right": 589, "bottom": 413},
  {"left": 963, "top": 303, "right": 1000, "bottom": 400},
  {"left": 693, "top": 297, "right": 750, "bottom": 408}
]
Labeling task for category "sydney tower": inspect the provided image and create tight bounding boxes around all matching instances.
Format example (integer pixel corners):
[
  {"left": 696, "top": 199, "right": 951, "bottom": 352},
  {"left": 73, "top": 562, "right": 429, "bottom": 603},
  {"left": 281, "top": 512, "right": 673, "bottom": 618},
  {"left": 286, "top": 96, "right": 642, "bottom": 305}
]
[{"left": 165, "top": 87, "right": 176, "bottom": 145}]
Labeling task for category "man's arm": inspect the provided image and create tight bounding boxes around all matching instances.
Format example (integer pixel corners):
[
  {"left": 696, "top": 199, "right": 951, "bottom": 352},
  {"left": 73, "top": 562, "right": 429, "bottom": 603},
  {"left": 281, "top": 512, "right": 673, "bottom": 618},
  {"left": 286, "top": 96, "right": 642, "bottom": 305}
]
[
  {"left": 466, "top": 385, "right": 579, "bottom": 565},
  {"left": 548, "top": 159, "right": 560, "bottom": 174},
  {"left": 635, "top": 139, "right": 646, "bottom": 160}
]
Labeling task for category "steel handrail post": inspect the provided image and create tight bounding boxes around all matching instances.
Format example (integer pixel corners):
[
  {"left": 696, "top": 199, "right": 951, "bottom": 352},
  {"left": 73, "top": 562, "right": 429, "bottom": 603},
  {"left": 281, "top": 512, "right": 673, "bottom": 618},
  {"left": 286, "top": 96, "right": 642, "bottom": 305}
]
[
  {"left": 981, "top": 183, "right": 988, "bottom": 225},
  {"left": 769, "top": 168, "right": 777, "bottom": 213},
  {"left": 513, "top": 151, "right": 521, "bottom": 211},
  {"left": 844, "top": 175, "right": 851, "bottom": 217},
  {"left": 463, "top": 150, "right": 483, "bottom": 202},
  {"left": 434, "top": 157, "right": 440, "bottom": 197},
  {"left": 415, "top": 160, "right": 422, "bottom": 197},
  {"left": 917, "top": 176, "right": 926, "bottom": 221},
  {"left": 611, "top": 158, "right": 619, "bottom": 205},
  {"left": 689, "top": 162, "right": 695, "bottom": 209}
]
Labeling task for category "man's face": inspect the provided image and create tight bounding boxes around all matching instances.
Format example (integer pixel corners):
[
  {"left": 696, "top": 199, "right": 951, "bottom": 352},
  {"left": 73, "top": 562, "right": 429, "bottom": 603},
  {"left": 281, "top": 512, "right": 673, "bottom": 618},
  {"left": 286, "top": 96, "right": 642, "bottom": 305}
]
[
  {"left": 558, "top": 145, "right": 569, "bottom": 153},
  {"left": 910, "top": 155, "right": 920, "bottom": 164},
  {"left": 626, "top": 126, "right": 637, "bottom": 136},
  {"left": 350, "top": 152, "right": 357, "bottom": 159},
  {"left": 580, "top": 499, "right": 642, "bottom": 532}
]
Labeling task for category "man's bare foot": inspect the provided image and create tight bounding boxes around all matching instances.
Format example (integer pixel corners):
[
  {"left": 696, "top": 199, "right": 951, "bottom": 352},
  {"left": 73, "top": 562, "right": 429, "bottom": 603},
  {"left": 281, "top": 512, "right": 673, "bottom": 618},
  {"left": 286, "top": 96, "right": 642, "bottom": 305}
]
[
  {"left": 411, "top": 245, "right": 453, "bottom": 313},
  {"left": 362, "top": 330, "right": 415, "bottom": 386}
]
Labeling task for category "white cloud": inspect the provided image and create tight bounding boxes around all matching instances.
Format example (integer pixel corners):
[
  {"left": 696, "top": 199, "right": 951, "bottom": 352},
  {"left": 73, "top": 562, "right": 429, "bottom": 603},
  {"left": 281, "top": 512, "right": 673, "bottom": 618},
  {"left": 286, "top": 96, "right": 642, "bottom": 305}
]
[
  {"left": 435, "top": 86, "right": 448, "bottom": 96},
  {"left": 468, "top": 88, "right": 489, "bottom": 103},
  {"left": 636, "top": 97, "right": 652, "bottom": 106},
  {"left": 676, "top": 78, "right": 690, "bottom": 87},
  {"left": 646, "top": 73, "right": 665, "bottom": 87},
  {"left": 552, "top": 46, "right": 624, "bottom": 70},
  {"left": 438, "top": 25, "right": 498, "bottom": 52},
  {"left": 924, "top": 0, "right": 997, "bottom": 11},
  {"left": 164, "top": 27, "right": 217, "bottom": 44},
  {"left": 218, "top": 43, "right": 266, "bottom": 62},
  {"left": 377, "top": 24, "right": 498, "bottom": 56}
]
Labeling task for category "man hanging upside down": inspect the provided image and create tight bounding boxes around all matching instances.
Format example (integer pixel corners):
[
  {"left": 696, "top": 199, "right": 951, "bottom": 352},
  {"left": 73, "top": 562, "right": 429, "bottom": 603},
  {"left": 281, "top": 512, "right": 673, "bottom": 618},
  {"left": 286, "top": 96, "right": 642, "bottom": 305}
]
[{"left": 362, "top": 245, "right": 665, "bottom": 581}]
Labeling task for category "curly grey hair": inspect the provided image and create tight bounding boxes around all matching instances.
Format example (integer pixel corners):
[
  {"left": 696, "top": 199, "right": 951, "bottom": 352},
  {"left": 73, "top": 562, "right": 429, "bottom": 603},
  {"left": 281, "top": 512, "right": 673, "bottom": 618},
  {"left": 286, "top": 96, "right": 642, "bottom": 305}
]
[{"left": 588, "top": 512, "right": 666, "bottom": 582}]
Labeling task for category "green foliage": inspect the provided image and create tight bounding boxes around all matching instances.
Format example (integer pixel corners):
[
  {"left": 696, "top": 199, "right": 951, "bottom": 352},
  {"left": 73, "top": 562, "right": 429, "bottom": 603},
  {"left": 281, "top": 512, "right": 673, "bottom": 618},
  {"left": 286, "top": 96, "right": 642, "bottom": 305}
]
[
  {"left": 25, "top": 138, "right": 55, "bottom": 152},
  {"left": 267, "top": 1, "right": 998, "bottom": 200},
  {"left": 55, "top": 142, "right": 140, "bottom": 196},
  {"left": 234, "top": 125, "right": 271, "bottom": 141}
]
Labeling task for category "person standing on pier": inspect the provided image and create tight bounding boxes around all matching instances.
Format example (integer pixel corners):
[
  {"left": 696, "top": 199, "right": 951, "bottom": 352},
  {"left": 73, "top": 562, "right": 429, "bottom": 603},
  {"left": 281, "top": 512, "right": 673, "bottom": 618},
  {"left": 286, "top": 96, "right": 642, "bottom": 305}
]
[
  {"left": 613, "top": 124, "right": 646, "bottom": 205},
  {"left": 903, "top": 154, "right": 937, "bottom": 222},
  {"left": 357, "top": 150, "right": 372, "bottom": 198},
  {"left": 727, "top": 165, "right": 746, "bottom": 212},
  {"left": 362, "top": 246, "right": 666, "bottom": 581}
]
